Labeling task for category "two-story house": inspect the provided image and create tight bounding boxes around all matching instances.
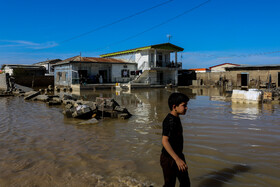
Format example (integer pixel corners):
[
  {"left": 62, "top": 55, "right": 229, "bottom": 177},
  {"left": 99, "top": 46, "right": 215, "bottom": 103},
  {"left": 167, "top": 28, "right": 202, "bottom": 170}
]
[{"left": 100, "top": 43, "right": 184, "bottom": 85}]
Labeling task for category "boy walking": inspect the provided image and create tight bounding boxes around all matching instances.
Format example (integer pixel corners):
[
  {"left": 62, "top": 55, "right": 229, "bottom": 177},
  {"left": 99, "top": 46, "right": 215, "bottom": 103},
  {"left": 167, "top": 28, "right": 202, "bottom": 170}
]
[{"left": 160, "top": 92, "right": 190, "bottom": 187}]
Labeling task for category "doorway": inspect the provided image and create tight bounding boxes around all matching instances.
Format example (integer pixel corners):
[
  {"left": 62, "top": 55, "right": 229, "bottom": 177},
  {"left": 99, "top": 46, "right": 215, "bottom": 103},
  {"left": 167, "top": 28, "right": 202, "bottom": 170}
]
[
  {"left": 241, "top": 74, "right": 248, "bottom": 86},
  {"left": 278, "top": 72, "right": 280, "bottom": 87},
  {"left": 237, "top": 73, "right": 248, "bottom": 87},
  {"left": 99, "top": 70, "right": 108, "bottom": 83},
  {"left": 157, "top": 71, "right": 163, "bottom": 85}
]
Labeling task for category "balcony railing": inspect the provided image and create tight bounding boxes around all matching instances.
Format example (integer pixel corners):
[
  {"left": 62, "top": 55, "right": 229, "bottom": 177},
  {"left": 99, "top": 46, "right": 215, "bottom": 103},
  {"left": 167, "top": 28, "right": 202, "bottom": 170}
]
[{"left": 153, "top": 61, "right": 182, "bottom": 68}]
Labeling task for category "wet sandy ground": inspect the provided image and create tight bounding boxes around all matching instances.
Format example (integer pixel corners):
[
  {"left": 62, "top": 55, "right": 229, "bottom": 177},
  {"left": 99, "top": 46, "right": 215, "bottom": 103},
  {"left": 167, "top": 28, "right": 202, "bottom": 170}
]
[{"left": 0, "top": 88, "right": 279, "bottom": 186}]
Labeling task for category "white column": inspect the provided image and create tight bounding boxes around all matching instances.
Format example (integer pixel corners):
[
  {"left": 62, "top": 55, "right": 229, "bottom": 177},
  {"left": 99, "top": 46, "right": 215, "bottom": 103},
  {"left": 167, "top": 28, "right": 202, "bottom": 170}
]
[
  {"left": 154, "top": 49, "right": 157, "bottom": 68},
  {"left": 175, "top": 70, "right": 178, "bottom": 85},
  {"left": 175, "top": 52, "right": 177, "bottom": 67}
]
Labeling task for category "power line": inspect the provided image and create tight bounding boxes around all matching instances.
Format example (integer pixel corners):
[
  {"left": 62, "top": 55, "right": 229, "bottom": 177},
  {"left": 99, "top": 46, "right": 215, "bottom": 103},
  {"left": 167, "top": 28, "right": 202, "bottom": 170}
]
[
  {"left": 59, "top": 0, "right": 174, "bottom": 44},
  {"left": 5, "top": 0, "right": 174, "bottom": 60},
  {"left": 95, "top": 0, "right": 211, "bottom": 52},
  {"left": 182, "top": 50, "right": 280, "bottom": 59}
]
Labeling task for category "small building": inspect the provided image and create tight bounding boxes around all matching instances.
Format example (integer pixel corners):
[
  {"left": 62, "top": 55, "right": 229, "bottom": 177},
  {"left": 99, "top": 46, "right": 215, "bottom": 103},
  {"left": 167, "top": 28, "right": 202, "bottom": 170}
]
[
  {"left": 2, "top": 64, "right": 46, "bottom": 76},
  {"left": 209, "top": 63, "right": 240, "bottom": 72},
  {"left": 52, "top": 56, "right": 137, "bottom": 87},
  {"left": 1, "top": 64, "right": 53, "bottom": 87},
  {"left": 100, "top": 43, "right": 184, "bottom": 85},
  {"left": 225, "top": 64, "right": 280, "bottom": 88},
  {"left": 33, "top": 59, "right": 62, "bottom": 75},
  {"left": 196, "top": 64, "right": 280, "bottom": 88}
]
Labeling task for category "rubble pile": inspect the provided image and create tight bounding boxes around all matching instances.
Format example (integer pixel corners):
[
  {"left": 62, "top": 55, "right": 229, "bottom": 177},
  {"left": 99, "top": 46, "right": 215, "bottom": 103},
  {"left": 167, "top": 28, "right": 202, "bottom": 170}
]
[
  {"left": 270, "top": 88, "right": 280, "bottom": 97},
  {"left": 62, "top": 96, "right": 131, "bottom": 120},
  {"left": 22, "top": 90, "right": 132, "bottom": 123},
  {"left": 262, "top": 88, "right": 280, "bottom": 102}
]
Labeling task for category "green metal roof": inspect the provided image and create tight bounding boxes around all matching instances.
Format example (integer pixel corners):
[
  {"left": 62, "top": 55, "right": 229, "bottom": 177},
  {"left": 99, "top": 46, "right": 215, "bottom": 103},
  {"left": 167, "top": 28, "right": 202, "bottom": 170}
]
[{"left": 100, "top": 43, "right": 184, "bottom": 57}]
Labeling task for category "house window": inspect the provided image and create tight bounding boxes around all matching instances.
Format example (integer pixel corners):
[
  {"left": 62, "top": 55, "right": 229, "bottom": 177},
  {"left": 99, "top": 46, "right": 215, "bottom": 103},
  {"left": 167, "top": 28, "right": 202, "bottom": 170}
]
[
  {"left": 151, "top": 53, "right": 154, "bottom": 63},
  {"left": 122, "top": 69, "right": 129, "bottom": 77},
  {"left": 50, "top": 66, "right": 54, "bottom": 72},
  {"left": 56, "top": 72, "right": 62, "bottom": 82},
  {"left": 61, "top": 72, "right": 67, "bottom": 81}
]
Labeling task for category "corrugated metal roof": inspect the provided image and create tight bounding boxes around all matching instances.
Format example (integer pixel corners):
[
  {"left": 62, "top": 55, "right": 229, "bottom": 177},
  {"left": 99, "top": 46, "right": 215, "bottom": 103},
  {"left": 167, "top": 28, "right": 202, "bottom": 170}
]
[
  {"left": 189, "top": 68, "right": 209, "bottom": 71},
  {"left": 53, "top": 56, "right": 135, "bottom": 66}
]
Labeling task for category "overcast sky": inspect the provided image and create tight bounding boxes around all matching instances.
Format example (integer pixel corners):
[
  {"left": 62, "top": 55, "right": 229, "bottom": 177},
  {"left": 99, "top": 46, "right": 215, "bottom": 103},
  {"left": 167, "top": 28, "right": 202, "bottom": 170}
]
[{"left": 1, "top": 0, "right": 279, "bottom": 69}]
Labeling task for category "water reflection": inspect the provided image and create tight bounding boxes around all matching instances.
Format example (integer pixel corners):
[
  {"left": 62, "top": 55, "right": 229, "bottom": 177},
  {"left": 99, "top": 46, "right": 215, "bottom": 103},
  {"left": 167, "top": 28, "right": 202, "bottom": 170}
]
[
  {"left": 198, "top": 164, "right": 251, "bottom": 187},
  {"left": 1, "top": 88, "right": 280, "bottom": 186},
  {"left": 231, "top": 103, "right": 261, "bottom": 120}
]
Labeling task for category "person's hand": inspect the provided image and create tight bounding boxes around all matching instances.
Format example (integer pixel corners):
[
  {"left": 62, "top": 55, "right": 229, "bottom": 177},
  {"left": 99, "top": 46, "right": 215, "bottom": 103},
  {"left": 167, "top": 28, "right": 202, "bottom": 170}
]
[{"left": 175, "top": 158, "right": 188, "bottom": 171}]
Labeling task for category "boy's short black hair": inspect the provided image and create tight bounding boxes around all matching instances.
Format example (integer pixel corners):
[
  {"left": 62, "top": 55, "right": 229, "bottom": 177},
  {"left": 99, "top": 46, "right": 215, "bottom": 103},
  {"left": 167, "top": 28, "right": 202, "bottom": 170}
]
[{"left": 168, "top": 92, "right": 189, "bottom": 111}]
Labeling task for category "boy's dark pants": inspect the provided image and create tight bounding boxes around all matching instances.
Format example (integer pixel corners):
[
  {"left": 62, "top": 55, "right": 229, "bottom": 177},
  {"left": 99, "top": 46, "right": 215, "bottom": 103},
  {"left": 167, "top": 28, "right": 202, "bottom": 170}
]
[{"left": 160, "top": 153, "right": 190, "bottom": 187}]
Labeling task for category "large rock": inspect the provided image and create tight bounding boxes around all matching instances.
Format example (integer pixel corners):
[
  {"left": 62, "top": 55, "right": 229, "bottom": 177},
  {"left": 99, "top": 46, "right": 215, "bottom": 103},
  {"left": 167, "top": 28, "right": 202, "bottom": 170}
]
[
  {"left": 72, "top": 105, "right": 94, "bottom": 119},
  {"left": 96, "top": 97, "right": 119, "bottom": 110},
  {"left": 24, "top": 91, "right": 41, "bottom": 100},
  {"left": 79, "top": 118, "right": 99, "bottom": 125},
  {"left": 32, "top": 95, "right": 50, "bottom": 102}
]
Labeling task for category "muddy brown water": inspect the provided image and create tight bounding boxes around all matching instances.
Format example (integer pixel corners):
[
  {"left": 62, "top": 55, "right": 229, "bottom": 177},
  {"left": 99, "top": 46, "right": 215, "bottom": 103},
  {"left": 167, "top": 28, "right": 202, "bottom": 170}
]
[{"left": 0, "top": 88, "right": 279, "bottom": 186}]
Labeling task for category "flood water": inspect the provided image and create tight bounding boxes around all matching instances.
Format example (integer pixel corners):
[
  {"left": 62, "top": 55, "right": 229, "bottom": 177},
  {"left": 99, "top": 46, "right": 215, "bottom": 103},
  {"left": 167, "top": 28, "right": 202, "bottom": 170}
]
[{"left": 0, "top": 88, "right": 280, "bottom": 187}]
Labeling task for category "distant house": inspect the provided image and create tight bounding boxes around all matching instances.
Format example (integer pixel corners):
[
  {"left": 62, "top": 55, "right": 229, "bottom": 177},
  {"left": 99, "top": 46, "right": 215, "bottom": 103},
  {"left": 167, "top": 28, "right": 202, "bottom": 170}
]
[
  {"left": 209, "top": 63, "right": 240, "bottom": 72},
  {"left": 189, "top": 68, "right": 210, "bottom": 73},
  {"left": 52, "top": 56, "right": 137, "bottom": 87},
  {"left": 195, "top": 64, "right": 280, "bottom": 88},
  {"left": 33, "top": 59, "right": 62, "bottom": 75},
  {"left": 100, "top": 43, "right": 184, "bottom": 85}
]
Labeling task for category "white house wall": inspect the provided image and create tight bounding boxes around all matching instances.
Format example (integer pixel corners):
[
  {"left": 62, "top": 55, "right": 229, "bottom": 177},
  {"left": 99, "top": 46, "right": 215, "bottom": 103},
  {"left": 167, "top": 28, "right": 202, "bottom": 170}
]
[
  {"left": 109, "top": 54, "right": 135, "bottom": 62},
  {"left": 111, "top": 64, "right": 137, "bottom": 83},
  {"left": 163, "top": 70, "right": 177, "bottom": 85},
  {"left": 135, "top": 51, "right": 149, "bottom": 71},
  {"left": 72, "top": 63, "right": 111, "bottom": 80}
]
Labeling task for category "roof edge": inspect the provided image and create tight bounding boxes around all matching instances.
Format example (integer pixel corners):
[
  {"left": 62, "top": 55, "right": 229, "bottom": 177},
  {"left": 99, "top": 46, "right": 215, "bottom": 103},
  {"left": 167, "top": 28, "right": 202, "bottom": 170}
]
[{"left": 100, "top": 43, "right": 184, "bottom": 57}]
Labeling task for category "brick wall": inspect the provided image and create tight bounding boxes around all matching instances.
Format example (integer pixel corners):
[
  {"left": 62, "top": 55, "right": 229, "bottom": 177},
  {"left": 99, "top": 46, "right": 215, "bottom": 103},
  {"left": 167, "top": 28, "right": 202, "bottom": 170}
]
[{"left": 196, "top": 70, "right": 280, "bottom": 88}]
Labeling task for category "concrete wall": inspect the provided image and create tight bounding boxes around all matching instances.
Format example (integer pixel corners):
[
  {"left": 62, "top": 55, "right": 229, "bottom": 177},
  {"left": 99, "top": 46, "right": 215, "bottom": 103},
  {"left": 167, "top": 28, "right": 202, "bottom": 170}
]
[
  {"left": 196, "top": 72, "right": 225, "bottom": 86},
  {"left": 227, "top": 69, "right": 279, "bottom": 87},
  {"left": 0, "top": 73, "right": 8, "bottom": 90},
  {"left": 14, "top": 75, "right": 54, "bottom": 87},
  {"left": 163, "top": 70, "right": 177, "bottom": 85},
  {"left": 196, "top": 69, "right": 280, "bottom": 88}
]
